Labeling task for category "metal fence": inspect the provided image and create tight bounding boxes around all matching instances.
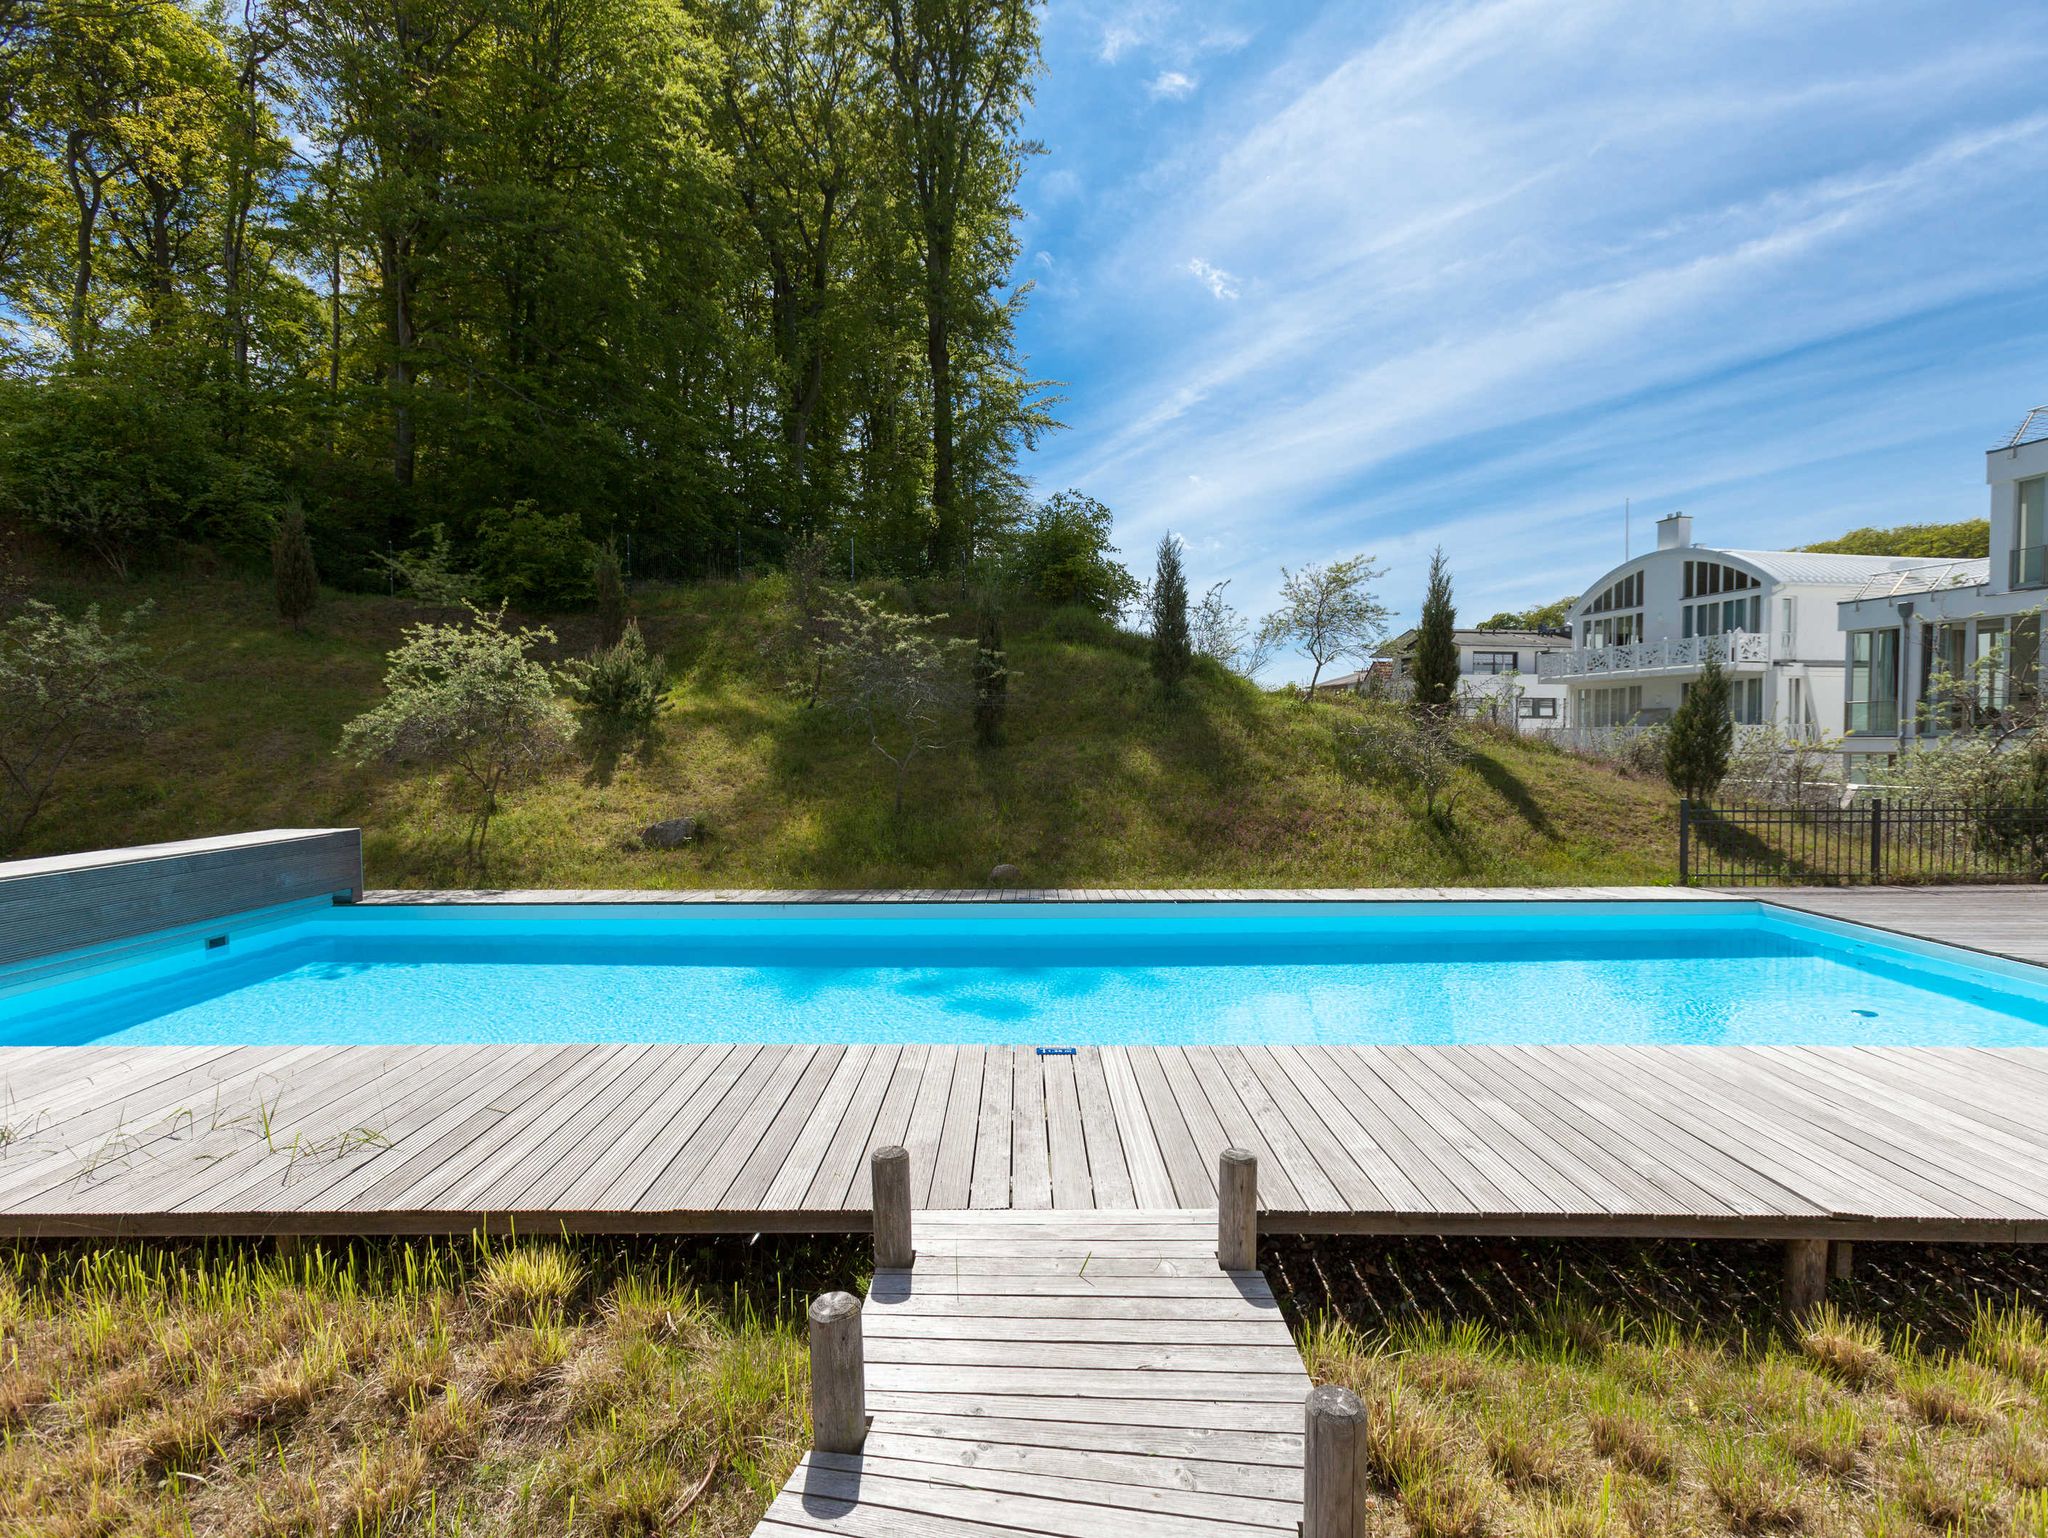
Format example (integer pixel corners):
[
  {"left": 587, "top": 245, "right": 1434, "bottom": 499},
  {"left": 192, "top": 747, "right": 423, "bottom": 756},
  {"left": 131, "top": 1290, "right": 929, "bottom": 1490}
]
[{"left": 1678, "top": 798, "right": 2048, "bottom": 886}]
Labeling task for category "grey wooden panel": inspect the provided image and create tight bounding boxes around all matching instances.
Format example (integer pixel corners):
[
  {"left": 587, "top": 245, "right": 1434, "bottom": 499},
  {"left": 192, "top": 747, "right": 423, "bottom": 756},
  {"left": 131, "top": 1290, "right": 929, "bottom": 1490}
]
[{"left": 0, "top": 829, "right": 362, "bottom": 968}]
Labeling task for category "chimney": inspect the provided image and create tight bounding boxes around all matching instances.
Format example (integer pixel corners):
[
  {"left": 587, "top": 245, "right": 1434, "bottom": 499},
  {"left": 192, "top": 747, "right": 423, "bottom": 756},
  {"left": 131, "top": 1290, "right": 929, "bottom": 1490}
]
[{"left": 1656, "top": 512, "right": 1693, "bottom": 551}]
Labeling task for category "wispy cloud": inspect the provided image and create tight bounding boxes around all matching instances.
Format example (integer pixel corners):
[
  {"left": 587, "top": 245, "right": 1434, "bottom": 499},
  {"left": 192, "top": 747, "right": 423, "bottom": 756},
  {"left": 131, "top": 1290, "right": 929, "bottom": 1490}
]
[
  {"left": 1147, "top": 69, "right": 1197, "bottom": 99},
  {"left": 1185, "top": 257, "right": 1240, "bottom": 300},
  {"left": 1018, "top": 0, "right": 2048, "bottom": 672}
]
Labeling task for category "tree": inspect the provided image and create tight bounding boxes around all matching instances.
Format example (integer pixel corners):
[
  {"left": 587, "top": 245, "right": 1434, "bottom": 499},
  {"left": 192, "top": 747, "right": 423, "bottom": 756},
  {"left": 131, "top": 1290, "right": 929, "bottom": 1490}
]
[
  {"left": 563, "top": 618, "right": 668, "bottom": 755},
  {"left": 592, "top": 540, "right": 627, "bottom": 650},
  {"left": 1802, "top": 521, "right": 1988, "bottom": 559},
  {"left": 339, "top": 605, "right": 573, "bottom": 871},
  {"left": 1664, "top": 655, "right": 1734, "bottom": 803},
  {"left": 1259, "top": 554, "right": 1389, "bottom": 694},
  {"left": 1191, "top": 580, "right": 1274, "bottom": 679},
  {"left": 820, "top": 591, "right": 971, "bottom": 813},
  {"left": 1479, "top": 597, "right": 1573, "bottom": 631},
  {"left": 0, "top": 600, "right": 158, "bottom": 853},
  {"left": 272, "top": 497, "right": 319, "bottom": 630},
  {"left": 1337, "top": 708, "right": 1471, "bottom": 824},
  {"left": 1014, "top": 490, "right": 1136, "bottom": 617},
  {"left": 972, "top": 594, "right": 1006, "bottom": 746},
  {"left": 1410, "top": 547, "right": 1458, "bottom": 715},
  {"left": 1148, "top": 533, "right": 1192, "bottom": 693}
]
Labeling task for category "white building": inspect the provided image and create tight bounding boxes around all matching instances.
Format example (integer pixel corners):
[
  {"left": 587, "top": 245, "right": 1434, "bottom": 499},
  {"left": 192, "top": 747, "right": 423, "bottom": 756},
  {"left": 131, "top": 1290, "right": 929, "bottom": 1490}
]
[
  {"left": 1374, "top": 627, "right": 1573, "bottom": 730},
  {"left": 1834, "top": 408, "right": 2048, "bottom": 779},
  {"left": 1538, "top": 514, "right": 1930, "bottom": 739}
]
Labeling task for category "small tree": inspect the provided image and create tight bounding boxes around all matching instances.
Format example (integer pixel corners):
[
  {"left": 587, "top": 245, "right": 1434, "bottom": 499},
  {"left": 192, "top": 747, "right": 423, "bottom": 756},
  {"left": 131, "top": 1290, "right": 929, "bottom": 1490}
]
[
  {"left": 1410, "top": 547, "right": 1459, "bottom": 715},
  {"left": 592, "top": 540, "right": 627, "bottom": 650},
  {"left": 1014, "top": 490, "right": 1139, "bottom": 618},
  {"left": 0, "top": 601, "right": 159, "bottom": 852},
  {"left": 339, "top": 605, "right": 574, "bottom": 872},
  {"left": 563, "top": 620, "right": 668, "bottom": 754},
  {"left": 973, "top": 598, "right": 1008, "bottom": 747},
  {"left": 1337, "top": 708, "right": 1472, "bottom": 824},
  {"left": 1148, "top": 534, "right": 1193, "bottom": 693},
  {"left": 380, "top": 526, "right": 482, "bottom": 612},
  {"left": 1192, "top": 581, "right": 1275, "bottom": 678},
  {"left": 1259, "top": 553, "right": 1390, "bottom": 694},
  {"left": 1664, "top": 655, "right": 1735, "bottom": 803},
  {"left": 821, "top": 593, "right": 973, "bottom": 815},
  {"left": 272, "top": 498, "right": 320, "bottom": 631}
]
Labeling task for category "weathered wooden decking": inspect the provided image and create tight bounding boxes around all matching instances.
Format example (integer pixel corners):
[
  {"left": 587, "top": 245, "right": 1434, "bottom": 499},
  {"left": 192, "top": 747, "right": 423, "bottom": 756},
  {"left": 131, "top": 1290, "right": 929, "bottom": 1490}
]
[
  {"left": 760, "top": 1210, "right": 1308, "bottom": 1538},
  {"left": 3, "top": 1039, "right": 2047, "bottom": 1241}
]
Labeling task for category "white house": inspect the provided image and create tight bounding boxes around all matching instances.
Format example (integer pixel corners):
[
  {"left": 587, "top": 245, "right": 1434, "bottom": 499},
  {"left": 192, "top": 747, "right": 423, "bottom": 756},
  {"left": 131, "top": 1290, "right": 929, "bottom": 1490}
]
[
  {"left": 1538, "top": 514, "right": 1930, "bottom": 739},
  {"left": 1374, "top": 627, "right": 1573, "bottom": 730},
  {"left": 1834, "top": 408, "right": 2048, "bottom": 779}
]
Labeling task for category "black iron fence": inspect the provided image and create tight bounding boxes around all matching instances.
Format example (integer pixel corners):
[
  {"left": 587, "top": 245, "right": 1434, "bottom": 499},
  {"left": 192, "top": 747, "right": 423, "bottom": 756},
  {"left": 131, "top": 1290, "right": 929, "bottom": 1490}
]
[{"left": 1678, "top": 798, "right": 2048, "bottom": 886}]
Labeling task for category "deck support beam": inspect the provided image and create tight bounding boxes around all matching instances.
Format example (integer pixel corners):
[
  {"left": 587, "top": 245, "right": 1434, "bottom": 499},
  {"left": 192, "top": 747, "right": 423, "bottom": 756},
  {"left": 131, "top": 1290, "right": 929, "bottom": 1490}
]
[
  {"left": 1782, "top": 1239, "right": 1829, "bottom": 1323},
  {"left": 1218, "top": 1147, "right": 1258, "bottom": 1270},
  {"left": 871, "top": 1145, "right": 913, "bottom": 1269},
  {"left": 808, "top": 1291, "right": 867, "bottom": 1454}
]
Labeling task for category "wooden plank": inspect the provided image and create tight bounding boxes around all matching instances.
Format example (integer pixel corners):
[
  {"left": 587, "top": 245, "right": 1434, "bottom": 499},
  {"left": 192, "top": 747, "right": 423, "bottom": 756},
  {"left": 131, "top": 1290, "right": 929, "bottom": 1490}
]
[
  {"left": 1042, "top": 1051, "right": 1093, "bottom": 1208},
  {"left": 1009, "top": 1047, "right": 1051, "bottom": 1210},
  {"left": 967, "top": 1044, "right": 1012, "bottom": 1209},
  {"left": 924, "top": 1044, "right": 983, "bottom": 1210}
]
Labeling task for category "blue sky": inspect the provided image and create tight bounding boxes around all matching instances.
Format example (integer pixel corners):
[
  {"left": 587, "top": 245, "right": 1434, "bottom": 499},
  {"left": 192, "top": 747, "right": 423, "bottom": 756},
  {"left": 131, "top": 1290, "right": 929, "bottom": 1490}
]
[{"left": 1010, "top": 0, "right": 2048, "bottom": 677}]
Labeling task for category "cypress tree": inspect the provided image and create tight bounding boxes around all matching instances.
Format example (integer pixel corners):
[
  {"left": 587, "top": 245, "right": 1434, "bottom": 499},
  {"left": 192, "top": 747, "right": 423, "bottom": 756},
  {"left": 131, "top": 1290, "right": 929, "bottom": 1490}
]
[
  {"left": 1410, "top": 546, "right": 1459, "bottom": 714},
  {"left": 592, "top": 539, "right": 627, "bottom": 649},
  {"left": 973, "top": 598, "right": 1007, "bottom": 747},
  {"left": 272, "top": 497, "right": 319, "bottom": 631},
  {"left": 1149, "top": 534, "right": 1192, "bottom": 692},
  {"left": 1665, "top": 655, "right": 1735, "bottom": 802}
]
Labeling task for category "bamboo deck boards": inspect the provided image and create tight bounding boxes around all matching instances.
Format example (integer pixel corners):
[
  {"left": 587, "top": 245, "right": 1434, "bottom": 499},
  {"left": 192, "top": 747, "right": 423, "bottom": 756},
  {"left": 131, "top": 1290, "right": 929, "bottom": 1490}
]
[
  {"left": 757, "top": 1209, "right": 1310, "bottom": 1538},
  {"left": 3, "top": 885, "right": 2048, "bottom": 1239}
]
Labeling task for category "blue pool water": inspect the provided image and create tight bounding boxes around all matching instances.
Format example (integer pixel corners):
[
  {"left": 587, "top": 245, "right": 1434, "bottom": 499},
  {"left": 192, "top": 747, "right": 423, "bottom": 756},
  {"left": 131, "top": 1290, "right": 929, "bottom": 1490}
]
[{"left": 6, "top": 900, "right": 2048, "bottom": 1048}]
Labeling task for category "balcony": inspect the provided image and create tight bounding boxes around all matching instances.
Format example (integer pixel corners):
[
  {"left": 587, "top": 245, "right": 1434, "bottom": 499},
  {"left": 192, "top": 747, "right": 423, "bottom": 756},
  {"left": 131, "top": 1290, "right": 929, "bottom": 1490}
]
[
  {"left": 2012, "top": 545, "right": 2048, "bottom": 590},
  {"left": 1537, "top": 630, "right": 1770, "bottom": 681}
]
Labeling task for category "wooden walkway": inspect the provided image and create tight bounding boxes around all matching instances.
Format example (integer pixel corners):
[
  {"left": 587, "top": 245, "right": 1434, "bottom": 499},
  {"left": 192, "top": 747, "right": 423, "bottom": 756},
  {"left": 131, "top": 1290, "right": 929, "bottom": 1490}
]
[
  {"left": 759, "top": 1209, "right": 1308, "bottom": 1538},
  {"left": 1764, "top": 886, "right": 2048, "bottom": 969},
  {"left": 5, "top": 1040, "right": 2048, "bottom": 1241}
]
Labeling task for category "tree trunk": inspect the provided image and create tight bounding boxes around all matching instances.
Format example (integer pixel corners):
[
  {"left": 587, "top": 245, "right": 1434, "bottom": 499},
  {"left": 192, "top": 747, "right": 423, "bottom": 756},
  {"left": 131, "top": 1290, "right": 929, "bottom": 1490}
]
[
  {"left": 383, "top": 230, "right": 417, "bottom": 488},
  {"left": 923, "top": 237, "right": 956, "bottom": 571}
]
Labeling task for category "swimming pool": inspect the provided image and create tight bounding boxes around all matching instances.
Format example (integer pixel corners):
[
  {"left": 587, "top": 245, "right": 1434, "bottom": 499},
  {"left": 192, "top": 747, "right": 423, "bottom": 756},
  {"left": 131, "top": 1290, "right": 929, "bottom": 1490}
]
[{"left": 6, "top": 898, "right": 2048, "bottom": 1049}]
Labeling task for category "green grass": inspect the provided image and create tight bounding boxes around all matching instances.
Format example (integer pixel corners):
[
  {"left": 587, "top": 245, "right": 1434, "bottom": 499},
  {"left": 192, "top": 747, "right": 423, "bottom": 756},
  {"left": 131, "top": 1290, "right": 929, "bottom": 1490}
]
[
  {"left": 0, "top": 1234, "right": 854, "bottom": 1537},
  {"left": 14, "top": 548, "right": 1681, "bottom": 889}
]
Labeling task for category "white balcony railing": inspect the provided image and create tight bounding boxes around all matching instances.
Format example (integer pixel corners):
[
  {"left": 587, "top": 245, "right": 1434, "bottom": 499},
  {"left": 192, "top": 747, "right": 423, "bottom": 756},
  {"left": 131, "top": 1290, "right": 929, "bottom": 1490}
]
[{"left": 1536, "top": 630, "right": 1770, "bottom": 681}]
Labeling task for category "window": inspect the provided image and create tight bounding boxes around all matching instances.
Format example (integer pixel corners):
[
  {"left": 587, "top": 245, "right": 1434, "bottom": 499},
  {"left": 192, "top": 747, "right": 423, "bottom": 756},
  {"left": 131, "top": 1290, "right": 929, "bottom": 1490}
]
[
  {"left": 1581, "top": 614, "right": 1640, "bottom": 647},
  {"left": 1580, "top": 685, "right": 1642, "bottom": 729},
  {"left": 1584, "top": 571, "right": 1643, "bottom": 615},
  {"left": 1680, "top": 675, "right": 1764, "bottom": 724},
  {"left": 1473, "top": 651, "right": 1518, "bottom": 674},
  {"left": 2017, "top": 477, "right": 2047, "bottom": 587},
  {"left": 1518, "top": 696, "right": 1557, "bottom": 719},
  {"left": 1682, "top": 561, "right": 1758, "bottom": 599},
  {"left": 1846, "top": 628, "right": 1900, "bottom": 734},
  {"left": 1681, "top": 594, "right": 1761, "bottom": 639}
]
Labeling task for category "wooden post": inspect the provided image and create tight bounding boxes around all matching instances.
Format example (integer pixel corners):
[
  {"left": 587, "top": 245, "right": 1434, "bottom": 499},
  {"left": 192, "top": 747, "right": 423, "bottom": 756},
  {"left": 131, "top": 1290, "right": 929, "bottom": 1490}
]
[
  {"left": 1829, "top": 1240, "right": 1854, "bottom": 1281},
  {"left": 809, "top": 1291, "right": 867, "bottom": 1454},
  {"left": 1303, "top": 1384, "right": 1368, "bottom": 1538},
  {"left": 1218, "top": 1148, "right": 1257, "bottom": 1271},
  {"left": 1783, "top": 1239, "right": 1828, "bottom": 1323},
  {"left": 872, "top": 1145, "right": 913, "bottom": 1269},
  {"left": 1678, "top": 797, "right": 1691, "bottom": 886}
]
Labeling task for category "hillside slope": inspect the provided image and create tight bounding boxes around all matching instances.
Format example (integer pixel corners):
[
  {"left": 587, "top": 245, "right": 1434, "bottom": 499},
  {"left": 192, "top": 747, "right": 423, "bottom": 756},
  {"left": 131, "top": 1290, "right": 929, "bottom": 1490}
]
[{"left": 13, "top": 557, "right": 1679, "bottom": 889}]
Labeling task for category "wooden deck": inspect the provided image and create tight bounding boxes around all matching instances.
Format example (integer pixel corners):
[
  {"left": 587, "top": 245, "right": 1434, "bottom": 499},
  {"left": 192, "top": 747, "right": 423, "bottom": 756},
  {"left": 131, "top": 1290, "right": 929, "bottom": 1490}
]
[
  {"left": 4, "top": 1040, "right": 2047, "bottom": 1241},
  {"left": 1763, "top": 885, "right": 2048, "bottom": 968},
  {"left": 759, "top": 1209, "right": 1309, "bottom": 1538}
]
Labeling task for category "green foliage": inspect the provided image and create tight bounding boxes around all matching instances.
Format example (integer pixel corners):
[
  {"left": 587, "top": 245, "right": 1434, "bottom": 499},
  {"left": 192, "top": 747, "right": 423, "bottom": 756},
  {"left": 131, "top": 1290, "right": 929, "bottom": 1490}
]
[
  {"left": 272, "top": 498, "right": 320, "bottom": 631},
  {"left": 564, "top": 619, "right": 669, "bottom": 750},
  {"left": 1410, "top": 547, "right": 1460, "bottom": 714},
  {"left": 1260, "top": 553, "right": 1390, "bottom": 693},
  {"left": 1338, "top": 704, "right": 1473, "bottom": 823},
  {"left": 592, "top": 540, "right": 627, "bottom": 650},
  {"left": 381, "top": 526, "right": 482, "bottom": 611},
  {"left": 820, "top": 592, "right": 974, "bottom": 814},
  {"left": 1663, "top": 656, "right": 1734, "bottom": 802},
  {"left": 339, "top": 605, "right": 574, "bottom": 869},
  {"left": 472, "top": 502, "right": 595, "bottom": 609},
  {"left": 0, "top": 599, "right": 158, "bottom": 852},
  {"left": 973, "top": 598, "right": 1007, "bottom": 747},
  {"left": 1014, "top": 490, "right": 1138, "bottom": 617},
  {"left": 1802, "top": 520, "right": 1989, "bottom": 558},
  {"left": 1148, "top": 533, "right": 1193, "bottom": 694},
  {"left": 1479, "top": 597, "right": 1573, "bottom": 631}
]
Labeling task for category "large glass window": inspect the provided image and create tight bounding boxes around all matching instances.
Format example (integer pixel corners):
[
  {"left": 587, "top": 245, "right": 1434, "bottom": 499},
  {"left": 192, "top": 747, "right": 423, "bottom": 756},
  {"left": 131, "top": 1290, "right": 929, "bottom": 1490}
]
[
  {"left": 1846, "top": 628, "right": 1900, "bottom": 734},
  {"left": 1580, "top": 685, "right": 1642, "bottom": 728},
  {"left": 2015, "top": 478, "right": 2046, "bottom": 587},
  {"left": 1682, "top": 561, "right": 1759, "bottom": 599},
  {"left": 1473, "top": 651, "right": 1518, "bottom": 674},
  {"left": 1682, "top": 595, "right": 1762, "bottom": 639}
]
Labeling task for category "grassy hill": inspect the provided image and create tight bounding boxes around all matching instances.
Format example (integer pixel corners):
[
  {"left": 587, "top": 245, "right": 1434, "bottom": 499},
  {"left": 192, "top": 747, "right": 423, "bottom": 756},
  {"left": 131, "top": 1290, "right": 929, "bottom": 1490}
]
[{"left": 12, "top": 552, "right": 1680, "bottom": 890}]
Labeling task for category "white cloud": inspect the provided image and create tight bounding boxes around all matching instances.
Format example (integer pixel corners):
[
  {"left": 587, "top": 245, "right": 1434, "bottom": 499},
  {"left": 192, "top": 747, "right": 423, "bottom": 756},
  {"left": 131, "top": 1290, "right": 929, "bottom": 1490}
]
[
  {"left": 1185, "top": 257, "right": 1240, "bottom": 300},
  {"left": 1147, "top": 69, "right": 1197, "bottom": 99}
]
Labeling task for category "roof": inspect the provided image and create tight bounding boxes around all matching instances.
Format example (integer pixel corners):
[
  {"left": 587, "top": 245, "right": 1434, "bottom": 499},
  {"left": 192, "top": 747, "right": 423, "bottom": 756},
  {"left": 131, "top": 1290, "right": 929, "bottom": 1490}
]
[
  {"left": 1846, "top": 558, "right": 1991, "bottom": 603},
  {"left": 1998, "top": 406, "right": 2048, "bottom": 451},
  {"left": 1381, "top": 627, "right": 1568, "bottom": 655},
  {"left": 1711, "top": 549, "right": 1928, "bottom": 585}
]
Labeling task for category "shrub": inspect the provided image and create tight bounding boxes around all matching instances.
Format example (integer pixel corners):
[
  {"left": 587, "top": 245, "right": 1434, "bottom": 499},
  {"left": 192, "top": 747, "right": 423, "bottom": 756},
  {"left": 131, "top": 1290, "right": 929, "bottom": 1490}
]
[
  {"left": 473, "top": 501, "right": 595, "bottom": 608},
  {"left": 380, "top": 525, "right": 482, "bottom": 610},
  {"left": 1148, "top": 534, "right": 1192, "bottom": 693},
  {"left": 1338, "top": 707, "right": 1472, "bottom": 823},
  {"left": 564, "top": 621, "right": 668, "bottom": 748},
  {"left": 820, "top": 593, "right": 973, "bottom": 815},
  {"left": 1014, "top": 490, "right": 1137, "bottom": 618},
  {"left": 1664, "top": 655, "right": 1733, "bottom": 801},
  {"left": 272, "top": 497, "right": 320, "bottom": 631}
]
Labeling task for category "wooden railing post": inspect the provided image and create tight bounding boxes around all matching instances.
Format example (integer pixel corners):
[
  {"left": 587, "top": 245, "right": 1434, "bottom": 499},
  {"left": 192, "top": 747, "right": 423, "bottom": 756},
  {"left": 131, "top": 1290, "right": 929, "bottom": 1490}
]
[
  {"left": 1678, "top": 798, "right": 1691, "bottom": 885},
  {"left": 871, "top": 1145, "right": 913, "bottom": 1269},
  {"left": 809, "top": 1291, "right": 867, "bottom": 1454},
  {"left": 1218, "top": 1148, "right": 1257, "bottom": 1271},
  {"left": 1303, "top": 1384, "right": 1368, "bottom": 1538}
]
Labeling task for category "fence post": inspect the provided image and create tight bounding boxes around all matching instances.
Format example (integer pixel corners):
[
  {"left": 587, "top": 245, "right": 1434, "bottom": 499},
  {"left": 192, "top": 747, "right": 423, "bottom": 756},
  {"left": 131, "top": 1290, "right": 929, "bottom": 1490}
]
[
  {"left": 1677, "top": 798, "right": 1691, "bottom": 886},
  {"left": 1869, "top": 798, "right": 1884, "bottom": 884},
  {"left": 1303, "top": 1384, "right": 1369, "bottom": 1538},
  {"left": 809, "top": 1291, "right": 868, "bottom": 1454},
  {"left": 871, "top": 1145, "right": 913, "bottom": 1269},
  {"left": 1218, "top": 1148, "right": 1257, "bottom": 1270}
]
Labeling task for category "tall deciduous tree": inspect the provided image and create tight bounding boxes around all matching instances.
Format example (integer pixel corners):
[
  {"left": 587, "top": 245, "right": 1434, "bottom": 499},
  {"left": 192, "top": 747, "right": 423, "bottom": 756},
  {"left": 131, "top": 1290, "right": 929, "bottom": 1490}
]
[{"left": 1410, "top": 547, "right": 1459, "bottom": 715}]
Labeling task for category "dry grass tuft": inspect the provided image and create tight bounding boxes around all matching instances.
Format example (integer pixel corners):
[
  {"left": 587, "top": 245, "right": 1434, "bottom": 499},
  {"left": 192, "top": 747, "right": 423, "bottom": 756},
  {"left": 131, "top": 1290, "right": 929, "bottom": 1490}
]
[
  {"left": 1799, "top": 1306, "right": 1892, "bottom": 1390},
  {"left": 473, "top": 1243, "right": 586, "bottom": 1324},
  {"left": 1699, "top": 1431, "right": 1808, "bottom": 1534}
]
